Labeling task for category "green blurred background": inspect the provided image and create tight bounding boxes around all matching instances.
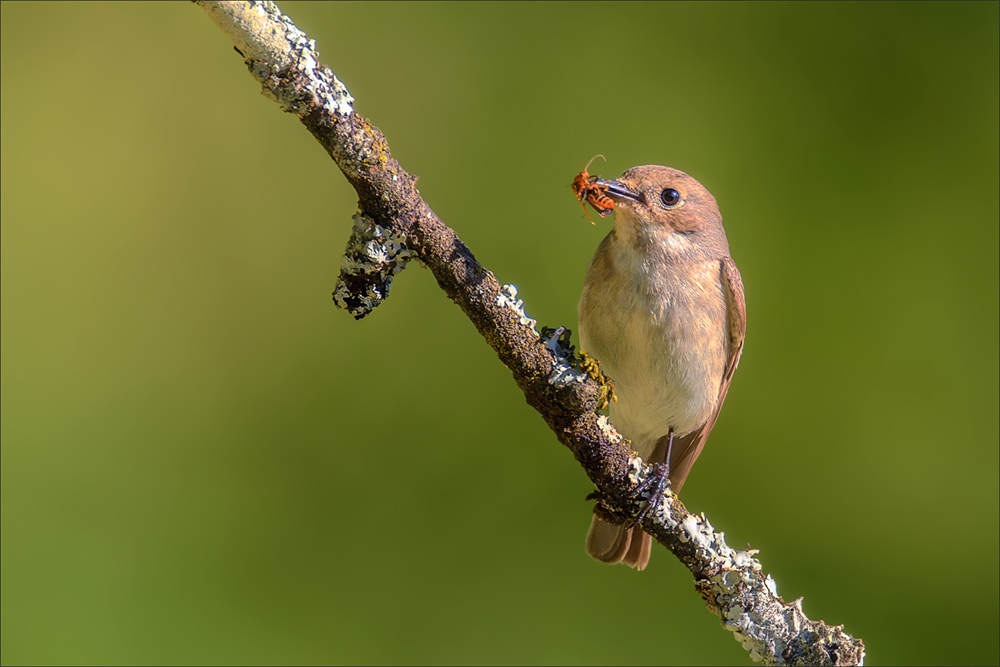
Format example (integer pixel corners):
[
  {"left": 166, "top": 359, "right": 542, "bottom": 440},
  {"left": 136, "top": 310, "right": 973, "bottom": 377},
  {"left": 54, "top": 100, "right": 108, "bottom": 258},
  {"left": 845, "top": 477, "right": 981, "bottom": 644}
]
[{"left": 2, "top": 2, "right": 997, "bottom": 665}]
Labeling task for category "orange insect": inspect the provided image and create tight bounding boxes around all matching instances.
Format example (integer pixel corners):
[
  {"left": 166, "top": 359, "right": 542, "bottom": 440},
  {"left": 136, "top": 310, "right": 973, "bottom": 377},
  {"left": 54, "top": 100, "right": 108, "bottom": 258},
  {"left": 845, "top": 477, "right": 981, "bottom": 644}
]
[{"left": 572, "top": 154, "right": 615, "bottom": 224}]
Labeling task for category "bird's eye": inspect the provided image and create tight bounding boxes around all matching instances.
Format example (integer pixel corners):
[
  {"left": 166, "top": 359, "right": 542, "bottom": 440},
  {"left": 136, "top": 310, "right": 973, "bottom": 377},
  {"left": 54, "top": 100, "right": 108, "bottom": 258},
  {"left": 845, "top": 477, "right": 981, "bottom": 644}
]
[{"left": 661, "top": 188, "right": 681, "bottom": 207}]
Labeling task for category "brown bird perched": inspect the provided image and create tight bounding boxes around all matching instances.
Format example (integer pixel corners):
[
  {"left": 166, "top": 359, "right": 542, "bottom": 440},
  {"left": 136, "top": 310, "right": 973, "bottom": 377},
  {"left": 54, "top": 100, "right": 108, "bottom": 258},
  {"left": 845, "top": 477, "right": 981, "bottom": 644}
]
[{"left": 578, "top": 165, "right": 746, "bottom": 571}]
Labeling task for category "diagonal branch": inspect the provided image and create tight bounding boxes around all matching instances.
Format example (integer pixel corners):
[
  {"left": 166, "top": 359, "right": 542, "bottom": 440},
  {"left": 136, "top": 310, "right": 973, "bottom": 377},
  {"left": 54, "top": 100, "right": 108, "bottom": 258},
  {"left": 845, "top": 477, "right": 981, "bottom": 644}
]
[{"left": 195, "top": 3, "right": 865, "bottom": 664}]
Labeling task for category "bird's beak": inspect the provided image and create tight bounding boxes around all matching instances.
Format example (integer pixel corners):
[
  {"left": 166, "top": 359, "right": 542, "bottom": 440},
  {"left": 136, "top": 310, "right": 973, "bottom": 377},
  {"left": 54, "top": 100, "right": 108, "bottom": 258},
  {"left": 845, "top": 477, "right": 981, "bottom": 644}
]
[{"left": 595, "top": 179, "right": 640, "bottom": 203}]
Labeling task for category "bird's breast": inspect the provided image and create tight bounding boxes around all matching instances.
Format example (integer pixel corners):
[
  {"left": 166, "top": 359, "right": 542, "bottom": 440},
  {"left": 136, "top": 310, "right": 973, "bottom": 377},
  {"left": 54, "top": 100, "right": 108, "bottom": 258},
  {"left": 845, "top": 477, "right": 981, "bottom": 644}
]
[{"left": 579, "top": 242, "right": 729, "bottom": 448}]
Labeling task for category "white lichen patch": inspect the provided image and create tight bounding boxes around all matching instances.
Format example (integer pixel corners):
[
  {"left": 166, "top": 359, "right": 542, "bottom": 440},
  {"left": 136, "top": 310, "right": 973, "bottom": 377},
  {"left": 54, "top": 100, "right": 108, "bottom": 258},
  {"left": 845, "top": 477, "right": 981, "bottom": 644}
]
[
  {"left": 595, "top": 414, "right": 625, "bottom": 446},
  {"left": 679, "top": 514, "right": 699, "bottom": 544},
  {"left": 687, "top": 513, "right": 858, "bottom": 665},
  {"left": 243, "top": 1, "right": 354, "bottom": 116},
  {"left": 496, "top": 285, "right": 538, "bottom": 336},
  {"left": 333, "top": 214, "right": 414, "bottom": 319},
  {"left": 732, "top": 549, "right": 761, "bottom": 570},
  {"left": 625, "top": 452, "right": 644, "bottom": 485},
  {"left": 675, "top": 509, "right": 820, "bottom": 663},
  {"left": 540, "top": 326, "right": 589, "bottom": 388},
  {"left": 649, "top": 482, "right": 678, "bottom": 529}
]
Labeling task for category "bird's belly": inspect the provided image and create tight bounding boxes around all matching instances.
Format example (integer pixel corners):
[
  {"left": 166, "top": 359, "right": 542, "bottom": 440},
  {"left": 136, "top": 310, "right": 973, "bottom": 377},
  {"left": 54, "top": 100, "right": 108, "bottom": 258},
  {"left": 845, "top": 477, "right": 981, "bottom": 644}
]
[
  {"left": 580, "top": 260, "right": 728, "bottom": 451},
  {"left": 611, "top": 317, "right": 722, "bottom": 439}
]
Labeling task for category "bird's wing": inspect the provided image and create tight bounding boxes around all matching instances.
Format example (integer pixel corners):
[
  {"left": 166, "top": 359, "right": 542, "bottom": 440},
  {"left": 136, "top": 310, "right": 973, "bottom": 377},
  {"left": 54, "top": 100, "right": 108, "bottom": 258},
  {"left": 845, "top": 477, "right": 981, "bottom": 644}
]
[{"left": 660, "top": 256, "right": 747, "bottom": 492}]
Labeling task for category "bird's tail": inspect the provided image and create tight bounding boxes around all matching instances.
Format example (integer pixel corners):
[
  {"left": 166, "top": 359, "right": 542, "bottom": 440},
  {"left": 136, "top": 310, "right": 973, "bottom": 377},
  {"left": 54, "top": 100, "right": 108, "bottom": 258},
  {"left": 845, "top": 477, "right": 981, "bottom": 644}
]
[{"left": 585, "top": 515, "right": 652, "bottom": 571}]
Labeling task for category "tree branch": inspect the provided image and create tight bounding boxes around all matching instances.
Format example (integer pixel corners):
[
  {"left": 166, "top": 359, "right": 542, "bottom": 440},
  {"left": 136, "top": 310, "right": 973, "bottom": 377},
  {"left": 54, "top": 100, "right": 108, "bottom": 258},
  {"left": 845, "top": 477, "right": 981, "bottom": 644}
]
[{"left": 195, "top": 2, "right": 865, "bottom": 664}]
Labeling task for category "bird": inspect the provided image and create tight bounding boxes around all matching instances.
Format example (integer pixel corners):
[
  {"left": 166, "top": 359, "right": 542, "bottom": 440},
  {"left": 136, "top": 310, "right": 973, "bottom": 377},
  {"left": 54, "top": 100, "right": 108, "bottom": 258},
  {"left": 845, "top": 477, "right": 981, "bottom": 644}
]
[{"left": 577, "top": 165, "right": 746, "bottom": 571}]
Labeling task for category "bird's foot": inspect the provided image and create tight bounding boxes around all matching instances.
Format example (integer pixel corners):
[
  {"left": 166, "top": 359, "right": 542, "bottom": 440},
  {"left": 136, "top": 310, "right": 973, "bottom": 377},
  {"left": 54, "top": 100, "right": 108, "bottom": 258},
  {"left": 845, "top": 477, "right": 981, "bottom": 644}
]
[
  {"left": 629, "top": 428, "right": 674, "bottom": 527},
  {"left": 629, "top": 461, "right": 672, "bottom": 528}
]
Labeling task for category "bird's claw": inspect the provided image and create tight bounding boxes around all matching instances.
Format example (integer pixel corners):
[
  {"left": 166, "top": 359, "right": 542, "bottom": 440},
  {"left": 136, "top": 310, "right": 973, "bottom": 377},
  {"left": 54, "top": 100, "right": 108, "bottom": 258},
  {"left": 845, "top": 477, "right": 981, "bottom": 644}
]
[{"left": 628, "top": 461, "right": 672, "bottom": 529}]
